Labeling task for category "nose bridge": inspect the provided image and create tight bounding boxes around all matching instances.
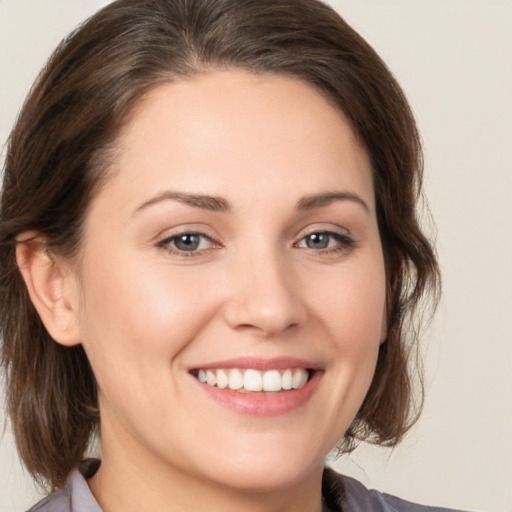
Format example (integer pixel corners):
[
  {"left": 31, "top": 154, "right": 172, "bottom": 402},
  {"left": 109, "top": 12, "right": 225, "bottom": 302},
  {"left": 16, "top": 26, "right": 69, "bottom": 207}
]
[{"left": 223, "top": 243, "right": 307, "bottom": 337}]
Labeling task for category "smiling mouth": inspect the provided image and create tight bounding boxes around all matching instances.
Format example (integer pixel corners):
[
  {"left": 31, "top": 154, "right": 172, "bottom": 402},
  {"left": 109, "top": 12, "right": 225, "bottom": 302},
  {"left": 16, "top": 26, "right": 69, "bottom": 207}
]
[{"left": 191, "top": 368, "right": 313, "bottom": 393}]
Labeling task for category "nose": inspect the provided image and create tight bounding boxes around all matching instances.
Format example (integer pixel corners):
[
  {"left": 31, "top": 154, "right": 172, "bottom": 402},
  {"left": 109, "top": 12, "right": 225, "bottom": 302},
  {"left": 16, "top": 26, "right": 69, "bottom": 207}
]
[{"left": 222, "top": 252, "right": 308, "bottom": 338}]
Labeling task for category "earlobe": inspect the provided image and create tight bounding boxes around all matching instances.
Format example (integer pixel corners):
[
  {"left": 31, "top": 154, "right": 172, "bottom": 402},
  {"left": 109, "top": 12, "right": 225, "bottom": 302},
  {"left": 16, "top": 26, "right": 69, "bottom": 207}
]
[{"left": 16, "top": 232, "right": 81, "bottom": 346}]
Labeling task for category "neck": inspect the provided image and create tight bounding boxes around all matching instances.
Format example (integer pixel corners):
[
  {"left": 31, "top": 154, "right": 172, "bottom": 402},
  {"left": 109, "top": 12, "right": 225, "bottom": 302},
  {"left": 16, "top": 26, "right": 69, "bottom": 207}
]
[{"left": 89, "top": 422, "right": 326, "bottom": 512}]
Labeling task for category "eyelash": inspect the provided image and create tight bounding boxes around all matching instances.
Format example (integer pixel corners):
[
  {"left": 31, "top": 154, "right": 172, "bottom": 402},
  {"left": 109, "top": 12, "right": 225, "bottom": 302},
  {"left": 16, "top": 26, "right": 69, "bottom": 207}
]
[
  {"left": 157, "top": 230, "right": 355, "bottom": 258},
  {"left": 157, "top": 232, "right": 218, "bottom": 257},
  {"left": 295, "top": 231, "right": 355, "bottom": 255}
]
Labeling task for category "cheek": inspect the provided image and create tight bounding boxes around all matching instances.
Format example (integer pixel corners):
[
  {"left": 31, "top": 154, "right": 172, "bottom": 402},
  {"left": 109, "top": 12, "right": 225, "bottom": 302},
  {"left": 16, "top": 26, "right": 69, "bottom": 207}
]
[
  {"left": 316, "top": 259, "right": 386, "bottom": 349},
  {"left": 76, "top": 253, "right": 221, "bottom": 390},
  {"left": 312, "top": 253, "right": 386, "bottom": 402}
]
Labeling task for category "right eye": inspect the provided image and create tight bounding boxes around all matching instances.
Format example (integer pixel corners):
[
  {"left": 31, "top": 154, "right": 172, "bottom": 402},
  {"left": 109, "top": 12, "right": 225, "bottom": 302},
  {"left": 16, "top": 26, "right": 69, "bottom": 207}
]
[
  {"left": 295, "top": 230, "right": 355, "bottom": 254},
  {"left": 158, "top": 232, "right": 214, "bottom": 254}
]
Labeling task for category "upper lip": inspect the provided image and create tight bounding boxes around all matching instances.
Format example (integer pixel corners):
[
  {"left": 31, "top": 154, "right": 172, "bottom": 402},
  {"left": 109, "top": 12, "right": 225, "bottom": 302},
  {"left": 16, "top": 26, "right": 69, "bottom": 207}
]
[{"left": 189, "top": 356, "right": 323, "bottom": 372}]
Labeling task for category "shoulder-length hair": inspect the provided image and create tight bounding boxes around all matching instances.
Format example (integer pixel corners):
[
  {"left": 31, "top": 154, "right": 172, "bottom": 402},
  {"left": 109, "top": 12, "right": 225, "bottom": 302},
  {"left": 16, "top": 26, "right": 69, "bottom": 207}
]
[{"left": 0, "top": 0, "right": 440, "bottom": 491}]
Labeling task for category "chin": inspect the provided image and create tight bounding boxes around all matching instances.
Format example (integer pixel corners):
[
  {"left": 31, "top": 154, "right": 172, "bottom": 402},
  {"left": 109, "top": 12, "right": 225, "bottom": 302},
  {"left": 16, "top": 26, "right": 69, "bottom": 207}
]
[
  {"left": 194, "top": 437, "right": 326, "bottom": 493},
  {"left": 213, "top": 462, "right": 318, "bottom": 493}
]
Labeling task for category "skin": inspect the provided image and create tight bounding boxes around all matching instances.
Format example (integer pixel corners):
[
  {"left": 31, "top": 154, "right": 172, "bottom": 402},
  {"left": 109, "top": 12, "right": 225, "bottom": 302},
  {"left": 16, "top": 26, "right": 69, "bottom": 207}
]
[{"left": 19, "top": 70, "right": 386, "bottom": 512}]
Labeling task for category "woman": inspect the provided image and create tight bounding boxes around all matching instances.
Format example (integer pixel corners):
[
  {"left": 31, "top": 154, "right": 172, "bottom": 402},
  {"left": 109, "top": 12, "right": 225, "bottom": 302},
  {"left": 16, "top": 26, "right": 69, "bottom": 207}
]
[{"left": 0, "top": 0, "right": 457, "bottom": 510}]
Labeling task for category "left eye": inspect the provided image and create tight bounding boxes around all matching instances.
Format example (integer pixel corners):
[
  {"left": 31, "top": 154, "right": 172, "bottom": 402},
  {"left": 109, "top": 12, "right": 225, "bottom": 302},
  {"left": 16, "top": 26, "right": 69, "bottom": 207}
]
[
  {"left": 297, "top": 232, "right": 351, "bottom": 250},
  {"left": 160, "top": 233, "right": 212, "bottom": 252}
]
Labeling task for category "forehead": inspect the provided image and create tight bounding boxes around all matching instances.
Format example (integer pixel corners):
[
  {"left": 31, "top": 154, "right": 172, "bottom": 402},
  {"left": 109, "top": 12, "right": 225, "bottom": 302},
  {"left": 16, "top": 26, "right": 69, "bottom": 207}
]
[{"left": 93, "top": 70, "right": 374, "bottom": 213}]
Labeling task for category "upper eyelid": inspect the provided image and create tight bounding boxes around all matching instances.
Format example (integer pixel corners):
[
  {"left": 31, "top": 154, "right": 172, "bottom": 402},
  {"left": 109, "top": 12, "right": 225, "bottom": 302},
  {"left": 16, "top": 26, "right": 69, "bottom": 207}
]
[
  {"left": 161, "top": 231, "right": 211, "bottom": 241},
  {"left": 154, "top": 223, "right": 355, "bottom": 247},
  {"left": 294, "top": 224, "right": 352, "bottom": 240},
  {"left": 296, "top": 231, "right": 354, "bottom": 244},
  {"left": 159, "top": 231, "right": 216, "bottom": 246},
  {"left": 156, "top": 225, "right": 217, "bottom": 242}
]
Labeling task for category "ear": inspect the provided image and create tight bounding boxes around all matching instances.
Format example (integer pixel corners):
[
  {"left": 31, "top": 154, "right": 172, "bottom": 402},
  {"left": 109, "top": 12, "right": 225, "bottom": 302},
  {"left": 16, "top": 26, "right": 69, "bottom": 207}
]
[{"left": 16, "top": 232, "right": 82, "bottom": 346}]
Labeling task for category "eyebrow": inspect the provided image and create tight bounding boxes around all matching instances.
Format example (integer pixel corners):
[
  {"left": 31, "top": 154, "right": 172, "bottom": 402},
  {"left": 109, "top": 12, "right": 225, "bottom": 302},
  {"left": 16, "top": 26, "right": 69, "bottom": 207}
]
[
  {"left": 133, "top": 189, "right": 369, "bottom": 216},
  {"left": 297, "top": 191, "right": 369, "bottom": 213},
  {"left": 133, "top": 191, "right": 231, "bottom": 215}
]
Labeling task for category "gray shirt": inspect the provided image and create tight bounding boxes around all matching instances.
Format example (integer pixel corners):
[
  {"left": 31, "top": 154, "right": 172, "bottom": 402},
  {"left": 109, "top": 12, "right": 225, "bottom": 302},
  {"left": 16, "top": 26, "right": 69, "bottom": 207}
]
[{"left": 27, "top": 460, "right": 469, "bottom": 512}]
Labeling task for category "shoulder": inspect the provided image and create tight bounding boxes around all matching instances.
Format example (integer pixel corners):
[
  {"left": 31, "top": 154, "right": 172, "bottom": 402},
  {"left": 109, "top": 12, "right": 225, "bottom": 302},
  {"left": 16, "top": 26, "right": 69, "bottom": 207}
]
[
  {"left": 26, "top": 460, "right": 102, "bottom": 512},
  {"left": 323, "top": 467, "right": 471, "bottom": 512},
  {"left": 26, "top": 484, "right": 74, "bottom": 512},
  {"left": 26, "top": 488, "right": 71, "bottom": 512}
]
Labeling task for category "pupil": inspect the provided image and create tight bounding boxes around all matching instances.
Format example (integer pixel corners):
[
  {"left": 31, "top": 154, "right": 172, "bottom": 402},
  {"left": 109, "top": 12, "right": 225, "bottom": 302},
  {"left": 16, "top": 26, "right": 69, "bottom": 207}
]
[
  {"left": 176, "top": 234, "right": 199, "bottom": 251},
  {"left": 307, "top": 233, "right": 329, "bottom": 249}
]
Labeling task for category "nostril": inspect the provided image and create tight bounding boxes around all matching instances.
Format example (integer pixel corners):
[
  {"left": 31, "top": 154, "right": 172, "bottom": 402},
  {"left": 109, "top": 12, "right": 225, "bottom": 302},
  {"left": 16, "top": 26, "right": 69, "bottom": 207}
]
[{"left": 221, "top": 266, "right": 308, "bottom": 338}]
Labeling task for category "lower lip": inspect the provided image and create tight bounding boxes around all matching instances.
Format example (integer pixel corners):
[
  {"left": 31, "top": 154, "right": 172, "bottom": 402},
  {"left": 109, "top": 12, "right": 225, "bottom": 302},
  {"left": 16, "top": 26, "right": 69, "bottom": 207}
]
[{"left": 195, "top": 371, "right": 322, "bottom": 416}]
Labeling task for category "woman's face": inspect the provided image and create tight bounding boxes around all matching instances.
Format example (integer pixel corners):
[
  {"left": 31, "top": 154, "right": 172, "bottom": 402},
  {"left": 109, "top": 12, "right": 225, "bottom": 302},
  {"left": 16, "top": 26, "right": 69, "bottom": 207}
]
[{"left": 72, "top": 70, "right": 386, "bottom": 491}]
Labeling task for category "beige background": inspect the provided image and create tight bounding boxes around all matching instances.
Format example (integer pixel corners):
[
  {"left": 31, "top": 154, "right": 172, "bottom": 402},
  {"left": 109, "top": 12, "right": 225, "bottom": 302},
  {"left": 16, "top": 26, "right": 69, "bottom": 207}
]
[{"left": 1, "top": 1, "right": 511, "bottom": 511}]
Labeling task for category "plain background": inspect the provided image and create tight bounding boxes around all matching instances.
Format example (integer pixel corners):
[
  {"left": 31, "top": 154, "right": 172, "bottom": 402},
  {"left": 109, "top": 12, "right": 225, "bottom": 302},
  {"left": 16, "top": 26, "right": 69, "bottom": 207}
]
[{"left": 1, "top": 1, "right": 511, "bottom": 511}]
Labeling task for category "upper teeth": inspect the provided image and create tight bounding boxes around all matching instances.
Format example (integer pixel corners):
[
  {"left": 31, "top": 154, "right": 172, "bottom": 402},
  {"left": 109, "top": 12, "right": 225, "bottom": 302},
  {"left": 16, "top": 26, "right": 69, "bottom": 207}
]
[{"left": 197, "top": 368, "right": 309, "bottom": 392}]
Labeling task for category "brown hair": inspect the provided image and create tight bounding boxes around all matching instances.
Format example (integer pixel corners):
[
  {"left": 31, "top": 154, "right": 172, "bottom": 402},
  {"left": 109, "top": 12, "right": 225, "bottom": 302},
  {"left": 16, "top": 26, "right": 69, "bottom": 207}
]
[{"left": 0, "top": 0, "right": 440, "bottom": 491}]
